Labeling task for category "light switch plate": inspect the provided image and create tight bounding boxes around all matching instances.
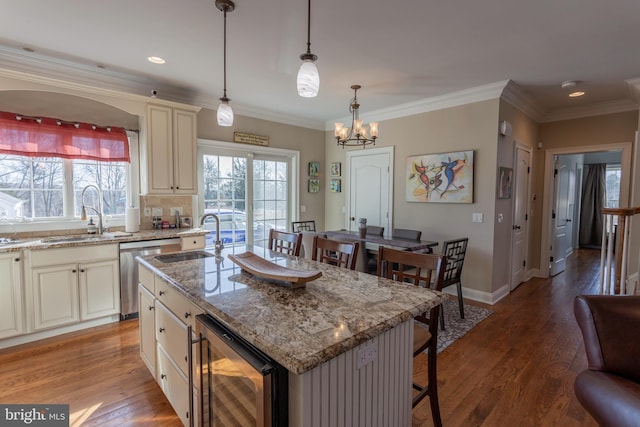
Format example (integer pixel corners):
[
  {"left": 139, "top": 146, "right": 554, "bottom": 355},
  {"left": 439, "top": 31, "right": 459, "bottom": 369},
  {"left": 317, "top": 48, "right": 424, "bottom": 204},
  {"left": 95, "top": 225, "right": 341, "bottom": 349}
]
[
  {"left": 152, "top": 207, "right": 162, "bottom": 217},
  {"left": 472, "top": 213, "right": 483, "bottom": 223}
]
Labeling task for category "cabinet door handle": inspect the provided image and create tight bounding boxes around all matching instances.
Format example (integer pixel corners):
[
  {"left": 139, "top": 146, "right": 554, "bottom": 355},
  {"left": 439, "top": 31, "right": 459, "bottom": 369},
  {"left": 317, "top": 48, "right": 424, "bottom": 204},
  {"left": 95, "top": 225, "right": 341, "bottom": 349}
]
[
  {"left": 160, "top": 374, "right": 166, "bottom": 380},
  {"left": 80, "top": 269, "right": 85, "bottom": 273},
  {"left": 159, "top": 290, "right": 165, "bottom": 296},
  {"left": 14, "top": 258, "right": 20, "bottom": 262},
  {"left": 159, "top": 327, "right": 165, "bottom": 333},
  {"left": 184, "top": 312, "right": 191, "bottom": 319},
  {"left": 148, "top": 306, "right": 154, "bottom": 311},
  {"left": 72, "top": 269, "right": 77, "bottom": 273}
]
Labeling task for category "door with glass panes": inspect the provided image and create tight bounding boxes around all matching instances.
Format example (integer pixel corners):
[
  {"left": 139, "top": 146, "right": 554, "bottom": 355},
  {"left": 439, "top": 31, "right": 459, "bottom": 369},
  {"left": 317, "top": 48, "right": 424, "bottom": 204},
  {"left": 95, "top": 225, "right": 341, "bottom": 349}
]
[{"left": 200, "top": 150, "right": 290, "bottom": 248}]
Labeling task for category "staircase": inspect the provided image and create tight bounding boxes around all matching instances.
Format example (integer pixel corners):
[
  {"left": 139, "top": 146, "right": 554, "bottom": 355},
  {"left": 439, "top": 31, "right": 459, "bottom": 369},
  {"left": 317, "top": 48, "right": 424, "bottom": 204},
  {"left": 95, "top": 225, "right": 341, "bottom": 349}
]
[{"left": 600, "top": 206, "right": 640, "bottom": 294}]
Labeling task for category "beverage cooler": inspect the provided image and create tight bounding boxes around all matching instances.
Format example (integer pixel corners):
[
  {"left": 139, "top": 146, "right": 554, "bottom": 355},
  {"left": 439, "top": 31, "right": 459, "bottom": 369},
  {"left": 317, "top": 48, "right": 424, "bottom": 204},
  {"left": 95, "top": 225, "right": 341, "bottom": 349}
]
[{"left": 195, "top": 314, "right": 288, "bottom": 426}]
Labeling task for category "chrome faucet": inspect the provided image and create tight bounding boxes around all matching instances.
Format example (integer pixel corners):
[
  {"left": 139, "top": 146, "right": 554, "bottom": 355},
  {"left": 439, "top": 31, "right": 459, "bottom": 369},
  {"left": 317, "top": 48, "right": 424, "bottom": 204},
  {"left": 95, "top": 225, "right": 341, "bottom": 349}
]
[
  {"left": 200, "top": 213, "right": 224, "bottom": 255},
  {"left": 80, "top": 184, "right": 104, "bottom": 235}
]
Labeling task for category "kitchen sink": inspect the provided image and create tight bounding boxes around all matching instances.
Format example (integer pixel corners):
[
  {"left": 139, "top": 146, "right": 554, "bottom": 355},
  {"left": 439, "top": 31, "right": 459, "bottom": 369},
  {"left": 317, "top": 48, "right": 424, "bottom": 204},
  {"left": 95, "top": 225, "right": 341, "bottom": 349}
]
[
  {"left": 0, "top": 237, "right": 21, "bottom": 246},
  {"left": 42, "top": 235, "right": 99, "bottom": 243},
  {"left": 156, "top": 251, "right": 215, "bottom": 263}
]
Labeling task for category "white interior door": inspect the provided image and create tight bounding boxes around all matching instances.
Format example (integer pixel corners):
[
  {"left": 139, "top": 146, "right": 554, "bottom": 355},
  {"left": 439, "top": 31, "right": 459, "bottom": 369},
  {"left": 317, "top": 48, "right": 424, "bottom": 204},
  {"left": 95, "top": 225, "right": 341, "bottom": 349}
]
[
  {"left": 347, "top": 147, "right": 393, "bottom": 234},
  {"left": 550, "top": 156, "right": 571, "bottom": 276},
  {"left": 510, "top": 145, "right": 530, "bottom": 290}
]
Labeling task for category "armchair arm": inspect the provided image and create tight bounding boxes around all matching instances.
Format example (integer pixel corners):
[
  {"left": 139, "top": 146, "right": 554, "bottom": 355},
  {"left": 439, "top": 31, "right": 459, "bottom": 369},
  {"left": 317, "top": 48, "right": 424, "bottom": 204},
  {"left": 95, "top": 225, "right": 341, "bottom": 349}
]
[{"left": 574, "top": 295, "right": 640, "bottom": 382}]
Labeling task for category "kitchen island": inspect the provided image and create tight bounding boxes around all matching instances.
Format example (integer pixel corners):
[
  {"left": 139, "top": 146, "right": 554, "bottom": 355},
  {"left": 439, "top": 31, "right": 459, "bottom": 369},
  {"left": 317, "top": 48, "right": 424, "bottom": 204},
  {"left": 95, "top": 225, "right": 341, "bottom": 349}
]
[{"left": 137, "top": 244, "right": 446, "bottom": 426}]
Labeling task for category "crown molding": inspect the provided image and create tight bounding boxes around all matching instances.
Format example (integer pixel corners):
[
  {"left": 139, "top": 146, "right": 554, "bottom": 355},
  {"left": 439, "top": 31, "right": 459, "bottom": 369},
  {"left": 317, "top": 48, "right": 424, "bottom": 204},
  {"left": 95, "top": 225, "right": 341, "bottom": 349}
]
[
  {"left": 191, "top": 92, "right": 326, "bottom": 130},
  {"left": 500, "top": 80, "right": 545, "bottom": 121},
  {"left": 0, "top": 45, "right": 326, "bottom": 130},
  {"left": 540, "top": 99, "right": 638, "bottom": 123},
  {"left": 324, "top": 80, "right": 510, "bottom": 131}
]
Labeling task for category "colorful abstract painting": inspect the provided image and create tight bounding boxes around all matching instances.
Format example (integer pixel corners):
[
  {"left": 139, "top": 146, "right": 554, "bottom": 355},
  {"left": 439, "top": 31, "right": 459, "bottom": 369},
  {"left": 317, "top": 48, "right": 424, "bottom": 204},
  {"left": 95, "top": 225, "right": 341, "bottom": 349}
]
[{"left": 406, "top": 150, "right": 474, "bottom": 203}]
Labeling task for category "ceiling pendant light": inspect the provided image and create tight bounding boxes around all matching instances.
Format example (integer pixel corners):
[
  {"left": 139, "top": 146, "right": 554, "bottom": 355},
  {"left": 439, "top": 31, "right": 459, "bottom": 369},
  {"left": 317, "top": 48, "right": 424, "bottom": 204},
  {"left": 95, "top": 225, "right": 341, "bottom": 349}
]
[
  {"left": 334, "top": 85, "right": 378, "bottom": 148},
  {"left": 297, "top": 0, "right": 319, "bottom": 97},
  {"left": 216, "top": 0, "right": 235, "bottom": 127}
]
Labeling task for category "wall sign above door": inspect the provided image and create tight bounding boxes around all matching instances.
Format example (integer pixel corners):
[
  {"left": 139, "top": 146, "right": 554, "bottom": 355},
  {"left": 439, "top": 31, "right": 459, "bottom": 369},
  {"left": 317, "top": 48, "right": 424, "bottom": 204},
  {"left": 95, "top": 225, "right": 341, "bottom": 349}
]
[{"left": 234, "top": 131, "right": 269, "bottom": 146}]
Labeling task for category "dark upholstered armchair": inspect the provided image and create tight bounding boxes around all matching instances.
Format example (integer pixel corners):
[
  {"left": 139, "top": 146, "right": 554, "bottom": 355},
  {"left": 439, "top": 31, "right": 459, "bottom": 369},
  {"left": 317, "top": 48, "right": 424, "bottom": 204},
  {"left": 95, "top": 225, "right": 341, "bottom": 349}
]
[{"left": 573, "top": 295, "right": 640, "bottom": 427}]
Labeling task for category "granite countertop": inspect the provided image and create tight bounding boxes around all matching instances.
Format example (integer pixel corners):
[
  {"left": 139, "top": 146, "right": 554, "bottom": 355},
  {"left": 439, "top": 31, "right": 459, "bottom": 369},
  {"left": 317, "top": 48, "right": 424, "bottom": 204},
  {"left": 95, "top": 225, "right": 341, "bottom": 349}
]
[
  {"left": 0, "top": 228, "right": 209, "bottom": 253},
  {"left": 137, "top": 244, "right": 447, "bottom": 374}
]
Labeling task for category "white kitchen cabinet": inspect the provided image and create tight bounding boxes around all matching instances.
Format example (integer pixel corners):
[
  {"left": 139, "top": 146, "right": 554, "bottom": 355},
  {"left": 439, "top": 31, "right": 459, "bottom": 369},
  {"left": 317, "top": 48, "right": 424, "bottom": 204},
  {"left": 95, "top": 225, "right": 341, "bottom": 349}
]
[
  {"left": 0, "top": 251, "right": 24, "bottom": 339},
  {"left": 138, "top": 283, "right": 156, "bottom": 378},
  {"left": 79, "top": 259, "right": 120, "bottom": 321},
  {"left": 137, "top": 266, "right": 201, "bottom": 427},
  {"left": 143, "top": 103, "right": 198, "bottom": 195},
  {"left": 28, "top": 244, "right": 119, "bottom": 332},
  {"left": 31, "top": 264, "right": 80, "bottom": 330}
]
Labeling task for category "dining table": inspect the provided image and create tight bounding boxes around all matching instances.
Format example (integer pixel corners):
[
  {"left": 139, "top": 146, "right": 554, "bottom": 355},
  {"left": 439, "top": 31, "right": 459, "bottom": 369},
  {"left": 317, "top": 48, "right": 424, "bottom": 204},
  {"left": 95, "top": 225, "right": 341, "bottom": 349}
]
[{"left": 324, "top": 229, "right": 439, "bottom": 273}]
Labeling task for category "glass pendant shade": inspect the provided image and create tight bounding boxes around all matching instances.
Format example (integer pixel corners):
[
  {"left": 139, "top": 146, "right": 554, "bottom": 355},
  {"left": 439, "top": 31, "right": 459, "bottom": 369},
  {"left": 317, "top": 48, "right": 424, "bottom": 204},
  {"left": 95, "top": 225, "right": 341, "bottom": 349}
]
[
  {"left": 297, "top": 60, "right": 319, "bottom": 98},
  {"left": 217, "top": 100, "right": 234, "bottom": 127}
]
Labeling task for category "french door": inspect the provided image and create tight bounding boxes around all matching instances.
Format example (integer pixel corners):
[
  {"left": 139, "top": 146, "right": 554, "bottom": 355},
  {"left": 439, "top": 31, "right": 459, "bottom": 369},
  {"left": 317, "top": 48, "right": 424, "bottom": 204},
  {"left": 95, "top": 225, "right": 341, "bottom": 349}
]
[{"left": 198, "top": 140, "right": 297, "bottom": 248}]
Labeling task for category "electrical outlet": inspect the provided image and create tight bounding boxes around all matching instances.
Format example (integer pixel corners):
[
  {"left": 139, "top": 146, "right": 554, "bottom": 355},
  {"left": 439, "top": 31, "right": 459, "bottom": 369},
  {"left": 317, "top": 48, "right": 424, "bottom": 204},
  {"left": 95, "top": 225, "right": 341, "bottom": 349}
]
[
  {"left": 169, "top": 207, "right": 183, "bottom": 216},
  {"left": 356, "top": 343, "right": 377, "bottom": 369},
  {"left": 152, "top": 207, "right": 162, "bottom": 217},
  {"left": 144, "top": 207, "right": 151, "bottom": 217}
]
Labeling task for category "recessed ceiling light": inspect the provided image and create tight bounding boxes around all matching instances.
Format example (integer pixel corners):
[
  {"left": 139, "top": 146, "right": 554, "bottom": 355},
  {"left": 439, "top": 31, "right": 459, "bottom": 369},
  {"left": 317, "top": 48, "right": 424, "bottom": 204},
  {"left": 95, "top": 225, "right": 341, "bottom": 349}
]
[
  {"left": 147, "top": 56, "right": 166, "bottom": 64},
  {"left": 569, "top": 91, "right": 585, "bottom": 97}
]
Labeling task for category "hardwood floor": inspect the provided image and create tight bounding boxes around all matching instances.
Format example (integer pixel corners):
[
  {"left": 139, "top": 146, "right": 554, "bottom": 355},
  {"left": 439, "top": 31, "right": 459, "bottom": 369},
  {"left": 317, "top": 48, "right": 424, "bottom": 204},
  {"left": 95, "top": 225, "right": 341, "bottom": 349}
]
[{"left": 0, "top": 249, "right": 600, "bottom": 426}]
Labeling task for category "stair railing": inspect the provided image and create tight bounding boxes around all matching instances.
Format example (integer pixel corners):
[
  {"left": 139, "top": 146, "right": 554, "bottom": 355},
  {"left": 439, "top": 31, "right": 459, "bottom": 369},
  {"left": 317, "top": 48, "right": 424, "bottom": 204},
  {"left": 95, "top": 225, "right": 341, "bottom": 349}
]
[{"left": 600, "top": 206, "right": 640, "bottom": 294}]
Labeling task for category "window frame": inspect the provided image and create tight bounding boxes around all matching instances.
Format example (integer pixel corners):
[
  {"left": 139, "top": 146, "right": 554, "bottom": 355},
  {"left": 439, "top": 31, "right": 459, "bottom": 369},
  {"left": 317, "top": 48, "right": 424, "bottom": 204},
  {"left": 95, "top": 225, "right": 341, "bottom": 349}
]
[
  {"left": 0, "top": 131, "right": 139, "bottom": 233},
  {"left": 196, "top": 138, "right": 299, "bottom": 245}
]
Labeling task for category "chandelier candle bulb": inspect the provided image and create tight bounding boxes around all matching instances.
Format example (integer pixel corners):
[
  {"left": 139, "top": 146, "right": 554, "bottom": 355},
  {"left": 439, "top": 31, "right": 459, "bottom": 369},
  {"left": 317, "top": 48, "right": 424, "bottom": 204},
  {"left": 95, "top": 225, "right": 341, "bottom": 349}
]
[{"left": 334, "top": 85, "right": 379, "bottom": 148}]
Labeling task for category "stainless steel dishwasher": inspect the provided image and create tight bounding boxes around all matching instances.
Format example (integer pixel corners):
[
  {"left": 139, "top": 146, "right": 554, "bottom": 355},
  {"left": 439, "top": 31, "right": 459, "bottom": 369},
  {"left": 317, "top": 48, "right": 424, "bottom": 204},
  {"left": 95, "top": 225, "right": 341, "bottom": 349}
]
[{"left": 119, "top": 238, "right": 181, "bottom": 319}]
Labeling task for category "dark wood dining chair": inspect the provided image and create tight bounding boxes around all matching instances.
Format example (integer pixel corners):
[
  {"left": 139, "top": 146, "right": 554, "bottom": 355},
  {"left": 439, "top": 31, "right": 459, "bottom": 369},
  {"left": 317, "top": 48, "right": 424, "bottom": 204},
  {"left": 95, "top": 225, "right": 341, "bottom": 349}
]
[
  {"left": 392, "top": 228, "right": 422, "bottom": 241},
  {"left": 366, "top": 225, "right": 385, "bottom": 236},
  {"left": 441, "top": 237, "right": 468, "bottom": 321},
  {"left": 268, "top": 229, "right": 303, "bottom": 257},
  {"left": 311, "top": 236, "right": 360, "bottom": 270},
  {"left": 376, "top": 246, "right": 446, "bottom": 425},
  {"left": 291, "top": 220, "right": 316, "bottom": 233}
]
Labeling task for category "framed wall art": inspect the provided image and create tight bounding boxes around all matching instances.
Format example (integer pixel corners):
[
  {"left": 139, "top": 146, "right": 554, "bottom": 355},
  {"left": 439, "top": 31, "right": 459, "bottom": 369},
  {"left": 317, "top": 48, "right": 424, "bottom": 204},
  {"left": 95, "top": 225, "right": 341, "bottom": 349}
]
[
  {"left": 406, "top": 150, "right": 474, "bottom": 203},
  {"left": 308, "top": 161, "right": 320, "bottom": 177},
  {"left": 330, "top": 162, "right": 341, "bottom": 177},
  {"left": 308, "top": 178, "right": 320, "bottom": 193},
  {"left": 330, "top": 178, "right": 341, "bottom": 193},
  {"left": 497, "top": 167, "right": 513, "bottom": 199}
]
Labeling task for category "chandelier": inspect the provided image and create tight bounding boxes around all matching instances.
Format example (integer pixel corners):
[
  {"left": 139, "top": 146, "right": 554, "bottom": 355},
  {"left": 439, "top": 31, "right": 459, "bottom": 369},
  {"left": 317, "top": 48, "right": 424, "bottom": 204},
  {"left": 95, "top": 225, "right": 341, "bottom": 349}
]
[
  {"left": 216, "top": 0, "right": 235, "bottom": 127},
  {"left": 334, "top": 85, "right": 378, "bottom": 148}
]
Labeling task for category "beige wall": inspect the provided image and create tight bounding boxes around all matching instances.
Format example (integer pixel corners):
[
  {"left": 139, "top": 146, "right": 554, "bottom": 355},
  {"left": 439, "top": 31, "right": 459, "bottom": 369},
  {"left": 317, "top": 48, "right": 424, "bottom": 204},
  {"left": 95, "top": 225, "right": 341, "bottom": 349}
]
[
  {"left": 197, "top": 108, "right": 326, "bottom": 230},
  {"left": 325, "top": 99, "right": 502, "bottom": 297},
  {"left": 495, "top": 100, "right": 539, "bottom": 289}
]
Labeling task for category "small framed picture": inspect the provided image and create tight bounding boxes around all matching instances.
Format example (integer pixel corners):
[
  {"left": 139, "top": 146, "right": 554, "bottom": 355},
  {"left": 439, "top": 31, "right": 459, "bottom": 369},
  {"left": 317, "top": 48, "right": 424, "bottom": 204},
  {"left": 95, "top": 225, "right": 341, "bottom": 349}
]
[
  {"left": 308, "top": 178, "right": 320, "bottom": 193},
  {"left": 497, "top": 167, "right": 513, "bottom": 199},
  {"left": 308, "top": 161, "right": 320, "bottom": 177},
  {"left": 330, "top": 162, "right": 341, "bottom": 177},
  {"left": 330, "top": 178, "right": 341, "bottom": 193}
]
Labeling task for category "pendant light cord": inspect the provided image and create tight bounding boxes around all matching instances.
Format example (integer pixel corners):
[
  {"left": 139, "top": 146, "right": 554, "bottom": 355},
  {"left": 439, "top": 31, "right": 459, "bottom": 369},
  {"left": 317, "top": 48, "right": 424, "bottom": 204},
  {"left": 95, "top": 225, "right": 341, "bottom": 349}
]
[
  {"left": 223, "top": 8, "right": 228, "bottom": 99},
  {"left": 305, "top": 0, "right": 312, "bottom": 55}
]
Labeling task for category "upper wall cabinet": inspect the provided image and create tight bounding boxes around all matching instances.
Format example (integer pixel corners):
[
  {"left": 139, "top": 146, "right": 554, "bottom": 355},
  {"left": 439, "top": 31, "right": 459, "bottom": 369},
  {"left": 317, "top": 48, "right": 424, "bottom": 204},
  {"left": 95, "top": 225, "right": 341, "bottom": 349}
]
[{"left": 143, "top": 104, "right": 198, "bottom": 195}]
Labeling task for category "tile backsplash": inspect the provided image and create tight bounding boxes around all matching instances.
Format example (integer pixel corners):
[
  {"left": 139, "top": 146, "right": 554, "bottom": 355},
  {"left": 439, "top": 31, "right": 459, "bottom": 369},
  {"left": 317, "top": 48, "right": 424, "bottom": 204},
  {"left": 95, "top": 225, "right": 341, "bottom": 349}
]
[{"left": 139, "top": 195, "right": 195, "bottom": 230}]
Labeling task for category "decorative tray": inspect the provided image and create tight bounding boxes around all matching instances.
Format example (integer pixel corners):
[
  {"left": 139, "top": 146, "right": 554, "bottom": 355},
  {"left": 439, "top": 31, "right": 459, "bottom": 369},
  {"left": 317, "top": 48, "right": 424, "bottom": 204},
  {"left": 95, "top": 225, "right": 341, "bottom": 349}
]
[{"left": 228, "top": 252, "right": 322, "bottom": 289}]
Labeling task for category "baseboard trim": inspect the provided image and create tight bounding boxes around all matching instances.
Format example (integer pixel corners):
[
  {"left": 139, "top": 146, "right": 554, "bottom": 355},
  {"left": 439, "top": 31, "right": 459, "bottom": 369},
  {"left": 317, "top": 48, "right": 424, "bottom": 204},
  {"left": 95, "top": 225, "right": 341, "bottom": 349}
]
[
  {"left": 0, "top": 315, "right": 120, "bottom": 350},
  {"left": 444, "top": 284, "right": 510, "bottom": 306}
]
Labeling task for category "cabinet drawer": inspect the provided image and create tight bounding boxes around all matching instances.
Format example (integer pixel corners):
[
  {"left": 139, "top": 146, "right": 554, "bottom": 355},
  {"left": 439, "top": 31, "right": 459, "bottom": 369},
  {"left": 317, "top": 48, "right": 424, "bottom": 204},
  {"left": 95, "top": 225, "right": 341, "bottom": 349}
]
[
  {"left": 156, "top": 301, "right": 189, "bottom": 376},
  {"left": 155, "top": 278, "right": 203, "bottom": 329},
  {"left": 138, "top": 264, "right": 155, "bottom": 293},
  {"left": 157, "top": 345, "right": 191, "bottom": 427},
  {"left": 31, "top": 244, "right": 118, "bottom": 267},
  {"left": 181, "top": 235, "right": 205, "bottom": 250}
]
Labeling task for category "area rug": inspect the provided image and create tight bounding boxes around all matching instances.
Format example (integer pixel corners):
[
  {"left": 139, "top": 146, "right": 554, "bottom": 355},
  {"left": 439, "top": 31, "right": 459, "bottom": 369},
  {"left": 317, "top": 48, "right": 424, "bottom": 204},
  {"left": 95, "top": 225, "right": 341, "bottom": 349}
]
[{"left": 416, "top": 298, "right": 494, "bottom": 353}]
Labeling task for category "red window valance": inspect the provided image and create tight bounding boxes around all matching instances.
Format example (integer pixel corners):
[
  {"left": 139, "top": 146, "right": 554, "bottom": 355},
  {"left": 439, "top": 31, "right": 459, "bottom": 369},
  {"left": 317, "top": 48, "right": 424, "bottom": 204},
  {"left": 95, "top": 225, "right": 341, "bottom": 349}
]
[{"left": 0, "top": 111, "right": 130, "bottom": 162}]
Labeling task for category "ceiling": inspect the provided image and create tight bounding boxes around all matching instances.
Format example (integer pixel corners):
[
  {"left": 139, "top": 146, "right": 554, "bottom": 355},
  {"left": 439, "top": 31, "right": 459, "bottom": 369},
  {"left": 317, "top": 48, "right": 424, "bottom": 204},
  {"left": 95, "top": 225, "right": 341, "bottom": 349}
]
[{"left": 1, "top": 0, "right": 640, "bottom": 130}]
